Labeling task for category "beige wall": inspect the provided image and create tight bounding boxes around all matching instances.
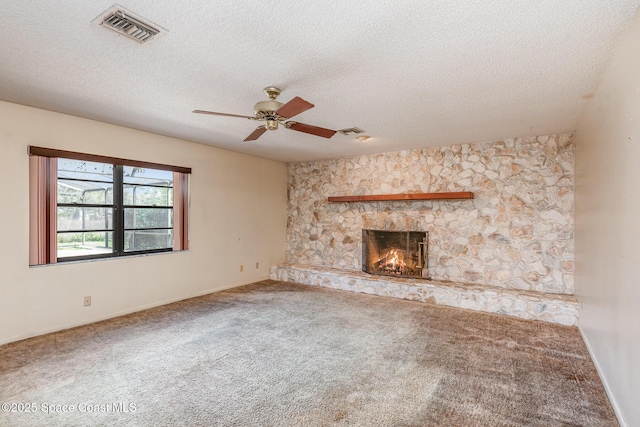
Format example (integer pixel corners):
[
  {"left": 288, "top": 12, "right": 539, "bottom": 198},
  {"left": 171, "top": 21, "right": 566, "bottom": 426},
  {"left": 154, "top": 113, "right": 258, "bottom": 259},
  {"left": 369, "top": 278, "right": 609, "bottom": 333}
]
[
  {"left": 0, "top": 101, "right": 287, "bottom": 345},
  {"left": 575, "top": 8, "right": 640, "bottom": 426}
]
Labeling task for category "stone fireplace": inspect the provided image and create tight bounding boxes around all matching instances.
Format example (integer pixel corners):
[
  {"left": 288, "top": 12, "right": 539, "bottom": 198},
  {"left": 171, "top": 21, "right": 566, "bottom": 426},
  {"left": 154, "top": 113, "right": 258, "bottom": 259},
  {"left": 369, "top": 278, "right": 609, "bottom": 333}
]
[
  {"left": 283, "top": 133, "right": 575, "bottom": 295},
  {"left": 273, "top": 133, "right": 579, "bottom": 325},
  {"left": 362, "top": 229, "right": 428, "bottom": 279}
]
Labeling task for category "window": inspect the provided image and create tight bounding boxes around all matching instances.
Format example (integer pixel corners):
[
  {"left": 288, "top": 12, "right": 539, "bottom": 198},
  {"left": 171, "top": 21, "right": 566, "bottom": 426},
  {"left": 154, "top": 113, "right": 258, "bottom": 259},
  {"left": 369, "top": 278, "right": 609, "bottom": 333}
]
[
  {"left": 29, "top": 146, "right": 190, "bottom": 265},
  {"left": 57, "top": 159, "right": 115, "bottom": 259}
]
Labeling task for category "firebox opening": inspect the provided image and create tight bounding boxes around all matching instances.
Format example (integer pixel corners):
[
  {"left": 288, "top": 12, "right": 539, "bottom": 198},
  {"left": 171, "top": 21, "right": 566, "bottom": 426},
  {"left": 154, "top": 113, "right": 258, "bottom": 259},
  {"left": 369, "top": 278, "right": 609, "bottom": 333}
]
[{"left": 362, "top": 229, "right": 428, "bottom": 279}]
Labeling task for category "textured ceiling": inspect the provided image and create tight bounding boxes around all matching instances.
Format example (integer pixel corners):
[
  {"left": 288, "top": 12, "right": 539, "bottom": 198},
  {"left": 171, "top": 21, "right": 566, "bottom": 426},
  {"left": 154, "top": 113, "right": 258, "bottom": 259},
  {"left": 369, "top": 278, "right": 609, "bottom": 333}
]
[{"left": 1, "top": 1, "right": 639, "bottom": 162}]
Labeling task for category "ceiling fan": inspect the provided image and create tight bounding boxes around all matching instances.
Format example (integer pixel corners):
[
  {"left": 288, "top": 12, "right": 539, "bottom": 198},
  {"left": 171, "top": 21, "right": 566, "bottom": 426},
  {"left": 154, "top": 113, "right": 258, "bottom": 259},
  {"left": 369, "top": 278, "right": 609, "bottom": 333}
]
[{"left": 193, "top": 87, "right": 337, "bottom": 142}]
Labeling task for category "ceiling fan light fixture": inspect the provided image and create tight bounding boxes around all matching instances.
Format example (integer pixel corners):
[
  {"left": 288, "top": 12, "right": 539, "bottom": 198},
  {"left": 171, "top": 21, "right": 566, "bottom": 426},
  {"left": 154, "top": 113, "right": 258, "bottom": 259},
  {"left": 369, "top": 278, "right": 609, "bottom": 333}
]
[
  {"left": 254, "top": 100, "right": 284, "bottom": 115},
  {"left": 193, "top": 86, "right": 337, "bottom": 141},
  {"left": 357, "top": 135, "right": 371, "bottom": 141}
]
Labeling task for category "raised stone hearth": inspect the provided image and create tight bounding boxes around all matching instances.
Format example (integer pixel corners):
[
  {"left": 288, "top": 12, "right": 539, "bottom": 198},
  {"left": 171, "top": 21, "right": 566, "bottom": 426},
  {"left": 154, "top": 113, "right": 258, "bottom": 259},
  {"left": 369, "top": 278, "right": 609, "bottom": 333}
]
[{"left": 270, "top": 263, "right": 579, "bottom": 325}]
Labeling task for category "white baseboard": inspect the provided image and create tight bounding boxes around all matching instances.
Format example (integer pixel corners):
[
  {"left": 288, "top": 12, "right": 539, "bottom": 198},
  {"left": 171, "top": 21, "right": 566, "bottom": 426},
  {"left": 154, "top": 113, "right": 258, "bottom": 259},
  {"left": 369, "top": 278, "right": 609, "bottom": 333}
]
[{"left": 578, "top": 326, "right": 627, "bottom": 427}]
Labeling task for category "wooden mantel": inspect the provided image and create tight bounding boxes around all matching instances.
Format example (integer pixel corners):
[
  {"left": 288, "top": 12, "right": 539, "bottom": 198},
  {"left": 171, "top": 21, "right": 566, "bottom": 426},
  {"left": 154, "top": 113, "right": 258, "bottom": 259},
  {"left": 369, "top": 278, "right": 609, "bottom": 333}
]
[{"left": 327, "top": 192, "right": 474, "bottom": 203}]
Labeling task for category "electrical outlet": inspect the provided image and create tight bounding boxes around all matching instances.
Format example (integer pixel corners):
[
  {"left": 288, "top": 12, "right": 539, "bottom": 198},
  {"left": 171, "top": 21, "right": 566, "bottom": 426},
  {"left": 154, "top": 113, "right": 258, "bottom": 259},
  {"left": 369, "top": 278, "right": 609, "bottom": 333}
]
[
  {"left": 83, "top": 296, "right": 91, "bottom": 307},
  {"left": 240, "top": 265, "right": 244, "bottom": 272},
  {"left": 256, "top": 262, "right": 259, "bottom": 269}
]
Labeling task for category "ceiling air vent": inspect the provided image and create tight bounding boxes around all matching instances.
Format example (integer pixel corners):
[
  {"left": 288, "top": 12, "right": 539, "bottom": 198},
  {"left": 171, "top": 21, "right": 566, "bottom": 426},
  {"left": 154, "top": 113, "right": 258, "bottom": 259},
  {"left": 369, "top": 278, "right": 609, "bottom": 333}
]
[
  {"left": 92, "top": 5, "right": 167, "bottom": 44},
  {"left": 338, "top": 127, "right": 365, "bottom": 135}
]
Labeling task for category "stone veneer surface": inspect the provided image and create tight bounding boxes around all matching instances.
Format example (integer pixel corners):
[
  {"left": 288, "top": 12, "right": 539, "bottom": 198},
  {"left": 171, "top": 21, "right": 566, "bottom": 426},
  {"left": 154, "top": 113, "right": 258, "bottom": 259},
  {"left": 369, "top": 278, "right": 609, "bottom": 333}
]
[
  {"left": 270, "top": 264, "right": 579, "bottom": 325},
  {"left": 286, "top": 133, "right": 574, "bottom": 294}
]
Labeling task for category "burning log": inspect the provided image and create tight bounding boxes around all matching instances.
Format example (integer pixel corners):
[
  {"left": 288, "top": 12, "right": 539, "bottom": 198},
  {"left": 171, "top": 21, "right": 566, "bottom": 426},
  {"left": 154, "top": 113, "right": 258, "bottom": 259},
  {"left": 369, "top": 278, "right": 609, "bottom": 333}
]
[{"left": 374, "top": 249, "right": 409, "bottom": 275}]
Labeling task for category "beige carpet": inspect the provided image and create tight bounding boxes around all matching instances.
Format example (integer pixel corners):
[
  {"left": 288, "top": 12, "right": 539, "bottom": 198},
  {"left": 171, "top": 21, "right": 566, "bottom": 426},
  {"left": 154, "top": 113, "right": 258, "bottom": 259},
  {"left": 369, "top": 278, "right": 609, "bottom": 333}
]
[{"left": 0, "top": 280, "right": 617, "bottom": 426}]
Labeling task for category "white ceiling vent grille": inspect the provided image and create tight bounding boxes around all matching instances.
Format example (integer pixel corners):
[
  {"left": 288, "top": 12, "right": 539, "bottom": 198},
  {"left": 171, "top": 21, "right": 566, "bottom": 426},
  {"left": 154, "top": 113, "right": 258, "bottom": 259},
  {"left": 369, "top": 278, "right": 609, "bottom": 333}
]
[{"left": 92, "top": 5, "right": 167, "bottom": 44}]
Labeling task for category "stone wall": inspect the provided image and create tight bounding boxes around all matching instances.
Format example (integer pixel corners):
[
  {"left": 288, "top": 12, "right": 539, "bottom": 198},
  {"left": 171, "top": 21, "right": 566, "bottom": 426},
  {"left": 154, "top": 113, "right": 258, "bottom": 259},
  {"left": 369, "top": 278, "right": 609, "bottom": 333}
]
[{"left": 286, "top": 133, "right": 575, "bottom": 294}]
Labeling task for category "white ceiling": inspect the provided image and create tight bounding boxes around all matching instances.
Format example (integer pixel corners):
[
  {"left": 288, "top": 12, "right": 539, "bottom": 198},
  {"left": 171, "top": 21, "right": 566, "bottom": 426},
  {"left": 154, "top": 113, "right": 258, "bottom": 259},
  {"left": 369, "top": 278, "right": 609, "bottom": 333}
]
[{"left": 1, "top": 1, "right": 639, "bottom": 163}]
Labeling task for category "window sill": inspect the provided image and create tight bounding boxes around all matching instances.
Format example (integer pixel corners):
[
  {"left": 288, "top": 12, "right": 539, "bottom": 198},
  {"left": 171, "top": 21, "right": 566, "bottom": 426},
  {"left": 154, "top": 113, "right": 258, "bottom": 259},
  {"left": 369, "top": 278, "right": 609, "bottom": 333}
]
[{"left": 29, "top": 249, "right": 190, "bottom": 268}]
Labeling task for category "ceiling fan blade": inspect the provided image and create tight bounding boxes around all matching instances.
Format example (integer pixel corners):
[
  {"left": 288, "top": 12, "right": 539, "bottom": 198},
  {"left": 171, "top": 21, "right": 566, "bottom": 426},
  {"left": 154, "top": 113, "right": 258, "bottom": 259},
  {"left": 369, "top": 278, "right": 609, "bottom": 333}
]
[
  {"left": 244, "top": 126, "right": 267, "bottom": 142},
  {"left": 193, "top": 110, "right": 255, "bottom": 120},
  {"left": 275, "top": 97, "right": 314, "bottom": 119},
  {"left": 287, "top": 122, "right": 337, "bottom": 138}
]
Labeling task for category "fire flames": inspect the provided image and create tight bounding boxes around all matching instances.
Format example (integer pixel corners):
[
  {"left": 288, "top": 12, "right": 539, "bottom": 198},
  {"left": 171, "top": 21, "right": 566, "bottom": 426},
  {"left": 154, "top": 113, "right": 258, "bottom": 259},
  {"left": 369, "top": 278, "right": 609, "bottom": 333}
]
[{"left": 374, "top": 248, "right": 408, "bottom": 275}]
